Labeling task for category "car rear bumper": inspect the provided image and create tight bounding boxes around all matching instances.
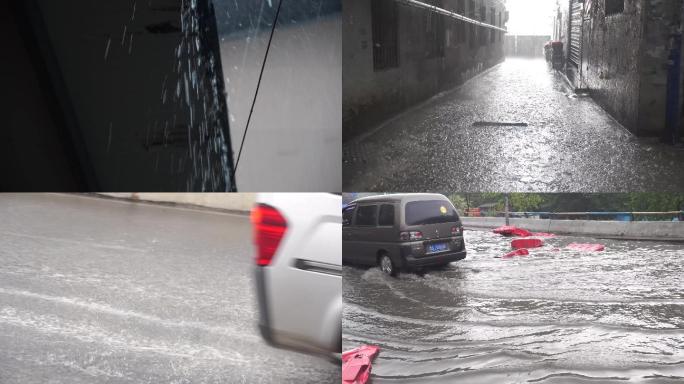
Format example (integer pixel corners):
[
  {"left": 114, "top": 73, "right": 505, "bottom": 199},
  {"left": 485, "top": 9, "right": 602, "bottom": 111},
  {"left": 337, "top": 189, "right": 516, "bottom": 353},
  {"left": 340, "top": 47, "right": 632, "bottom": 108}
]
[
  {"left": 404, "top": 250, "right": 467, "bottom": 268},
  {"left": 254, "top": 267, "right": 275, "bottom": 344}
]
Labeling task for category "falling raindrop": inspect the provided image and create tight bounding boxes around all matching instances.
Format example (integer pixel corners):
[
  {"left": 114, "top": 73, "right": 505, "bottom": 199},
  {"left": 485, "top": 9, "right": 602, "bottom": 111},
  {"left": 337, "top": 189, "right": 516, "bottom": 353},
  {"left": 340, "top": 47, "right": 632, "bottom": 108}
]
[
  {"left": 104, "top": 37, "right": 111, "bottom": 60},
  {"left": 121, "top": 25, "right": 127, "bottom": 46},
  {"left": 106, "top": 123, "right": 113, "bottom": 152}
]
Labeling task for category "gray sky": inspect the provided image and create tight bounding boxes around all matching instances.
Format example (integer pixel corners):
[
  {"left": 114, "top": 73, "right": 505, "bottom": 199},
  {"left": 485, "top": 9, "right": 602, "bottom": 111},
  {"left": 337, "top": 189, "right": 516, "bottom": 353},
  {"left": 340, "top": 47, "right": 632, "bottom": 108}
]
[{"left": 506, "top": 0, "right": 555, "bottom": 36}]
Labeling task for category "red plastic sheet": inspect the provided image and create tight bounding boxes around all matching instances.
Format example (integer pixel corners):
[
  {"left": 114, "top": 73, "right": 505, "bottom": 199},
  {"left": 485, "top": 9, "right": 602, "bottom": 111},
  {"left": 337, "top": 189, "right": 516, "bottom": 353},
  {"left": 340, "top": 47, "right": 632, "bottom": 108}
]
[
  {"left": 493, "top": 226, "right": 532, "bottom": 237},
  {"left": 503, "top": 248, "right": 530, "bottom": 258},
  {"left": 566, "top": 243, "right": 605, "bottom": 252},
  {"left": 511, "top": 238, "right": 544, "bottom": 249},
  {"left": 343, "top": 345, "right": 380, "bottom": 384},
  {"left": 531, "top": 232, "right": 556, "bottom": 238}
]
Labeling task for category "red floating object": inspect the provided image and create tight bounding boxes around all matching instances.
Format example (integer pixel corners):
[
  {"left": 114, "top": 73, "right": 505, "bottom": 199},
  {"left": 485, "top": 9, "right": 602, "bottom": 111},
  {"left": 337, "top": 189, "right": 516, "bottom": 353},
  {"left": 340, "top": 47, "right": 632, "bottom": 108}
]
[
  {"left": 566, "top": 243, "right": 605, "bottom": 252},
  {"left": 531, "top": 232, "right": 556, "bottom": 237},
  {"left": 494, "top": 226, "right": 532, "bottom": 237},
  {"left": 343, "top": 345, "right": 380, "bottom": 384},
  {"left": 503, "top": 248, "right": 530, "bottom": 258},
  {"left": 511, "top": 238, "right": 543, "bottom": 249}
]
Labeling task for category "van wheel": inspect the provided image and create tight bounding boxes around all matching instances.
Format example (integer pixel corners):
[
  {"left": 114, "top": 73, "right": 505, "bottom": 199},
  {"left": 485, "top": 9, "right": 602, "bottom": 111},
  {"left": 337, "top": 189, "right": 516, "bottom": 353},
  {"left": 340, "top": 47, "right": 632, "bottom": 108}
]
[{"left": 379, "top": 254, "right": 397, "bottom": 277}]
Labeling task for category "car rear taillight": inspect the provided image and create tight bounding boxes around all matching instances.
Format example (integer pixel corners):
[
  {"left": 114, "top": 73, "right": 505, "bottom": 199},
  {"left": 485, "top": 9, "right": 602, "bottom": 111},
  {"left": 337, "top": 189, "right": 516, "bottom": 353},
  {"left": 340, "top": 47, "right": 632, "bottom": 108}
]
[
  {"left": 251, "top": 204, "right": 287, "bottom": 266},
  {"left": 451, "top": 226, "right": 462, "bottom": 236},
  {"left": 399, "top": 231, "right": 423, "bottom": 241}
]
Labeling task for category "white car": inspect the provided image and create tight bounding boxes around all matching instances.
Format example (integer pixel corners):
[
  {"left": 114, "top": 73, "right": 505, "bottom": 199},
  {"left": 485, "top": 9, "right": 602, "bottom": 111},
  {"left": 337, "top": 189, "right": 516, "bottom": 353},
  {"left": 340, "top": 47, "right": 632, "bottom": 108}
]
[{"left": 252, "top": 193, "right": 342, "bottom": 357}]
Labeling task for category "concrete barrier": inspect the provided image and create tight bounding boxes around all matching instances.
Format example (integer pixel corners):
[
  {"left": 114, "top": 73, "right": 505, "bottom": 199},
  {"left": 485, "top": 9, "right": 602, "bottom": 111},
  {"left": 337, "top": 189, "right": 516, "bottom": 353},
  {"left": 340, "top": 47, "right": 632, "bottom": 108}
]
[
  {"left": 99, "top": 193, "right": 256, "bottom": 213},
  {"left": 461, "top": 217, "right": 684, "bottom": 242}
]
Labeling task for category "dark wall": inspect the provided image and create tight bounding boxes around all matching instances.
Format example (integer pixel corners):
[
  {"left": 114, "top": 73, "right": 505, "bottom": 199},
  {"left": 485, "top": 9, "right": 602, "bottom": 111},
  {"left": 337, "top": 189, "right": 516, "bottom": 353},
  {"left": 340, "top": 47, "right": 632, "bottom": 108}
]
[
  {"left": 0, "top": 2, "right": 85, "bottom": 191},
  {"left": 2, "top": 0, "right": 235, "bottom": 191}
]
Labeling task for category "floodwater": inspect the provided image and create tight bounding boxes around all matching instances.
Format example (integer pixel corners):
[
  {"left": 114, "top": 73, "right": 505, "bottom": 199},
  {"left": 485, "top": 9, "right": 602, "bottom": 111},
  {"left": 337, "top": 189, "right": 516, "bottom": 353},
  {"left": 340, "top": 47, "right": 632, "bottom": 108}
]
[
  {"left": 343, "top": 58, "right": 684, "bottom": 192},
  {"left": 343, "top": 229, "right": 684, "bottom": 383},
  {"left": 0, "top": 194, "right": 339, "bottom": 383}
]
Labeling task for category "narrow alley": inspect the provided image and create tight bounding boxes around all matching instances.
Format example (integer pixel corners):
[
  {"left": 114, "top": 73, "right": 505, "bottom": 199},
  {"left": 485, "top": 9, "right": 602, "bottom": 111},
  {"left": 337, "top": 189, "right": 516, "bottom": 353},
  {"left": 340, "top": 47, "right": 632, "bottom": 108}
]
[{"left": 343, "top": 58, "right": 684, "bottom": 192}]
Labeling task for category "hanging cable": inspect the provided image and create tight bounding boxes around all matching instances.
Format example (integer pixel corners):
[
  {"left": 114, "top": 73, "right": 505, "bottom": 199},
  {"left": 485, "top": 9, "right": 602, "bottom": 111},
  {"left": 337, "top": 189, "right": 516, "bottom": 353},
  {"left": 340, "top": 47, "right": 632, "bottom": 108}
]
[{"left": 234, "top": 0, "right": 284, "bottom": 173}]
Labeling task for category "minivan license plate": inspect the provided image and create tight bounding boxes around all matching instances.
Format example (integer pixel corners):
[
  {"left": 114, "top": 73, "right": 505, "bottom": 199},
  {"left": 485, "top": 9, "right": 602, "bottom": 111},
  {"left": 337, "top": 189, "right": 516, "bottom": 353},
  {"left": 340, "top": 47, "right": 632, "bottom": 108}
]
[{"left": 429, "top": 243, "right": 448, "bottom": 253}]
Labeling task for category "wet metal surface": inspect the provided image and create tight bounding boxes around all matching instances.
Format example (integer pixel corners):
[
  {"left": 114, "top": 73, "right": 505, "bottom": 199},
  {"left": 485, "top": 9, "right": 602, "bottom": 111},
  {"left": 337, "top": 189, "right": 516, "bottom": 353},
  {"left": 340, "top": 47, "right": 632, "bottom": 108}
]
[
  {"left": 0, "top": 194, "right": 339, "bottom": 383},
  {"left": 343, "top": 58, "right": 684, "bottom": 192},
  {"left": 343, "top": 229, "right": 684, "bottom": 383}
]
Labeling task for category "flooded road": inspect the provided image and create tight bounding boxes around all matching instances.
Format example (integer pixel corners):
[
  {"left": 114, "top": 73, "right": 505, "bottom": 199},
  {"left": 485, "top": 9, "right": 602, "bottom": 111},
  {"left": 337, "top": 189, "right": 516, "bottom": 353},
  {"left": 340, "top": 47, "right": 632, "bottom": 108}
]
[
  {"left": 343, "top": 58, "right": 684, "bottom": 192},
  {"left": 0, "top": 194, "right": 339, "bottom": 383},
  {"left": 342, "top": 229, "right": 684, "bottom": 383}
]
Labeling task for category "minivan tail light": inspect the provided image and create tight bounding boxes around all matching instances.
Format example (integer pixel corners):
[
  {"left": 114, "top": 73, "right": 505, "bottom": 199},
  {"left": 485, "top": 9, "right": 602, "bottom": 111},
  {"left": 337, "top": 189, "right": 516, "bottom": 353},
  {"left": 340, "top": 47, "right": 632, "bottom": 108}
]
[
  {"left": 451, "top": 226, "right": 462, "bottom": 236},
  {"left": 400, "top": 231, "right": 423, "bottom": 241},
  {"left": 251, "top": 204, "right": 287, "bottom": 266}
]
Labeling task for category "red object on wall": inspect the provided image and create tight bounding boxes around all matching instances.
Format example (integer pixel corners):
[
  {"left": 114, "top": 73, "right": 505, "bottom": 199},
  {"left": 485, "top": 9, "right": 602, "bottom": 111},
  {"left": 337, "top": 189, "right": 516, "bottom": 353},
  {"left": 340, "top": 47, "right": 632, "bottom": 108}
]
[
  {"left": 343, "top": 345, "right": 380, "bottom": 384},
  {"left": 511, "top": 238, "right": 543, "bottom": 249},
  {"left": 566, "top": 243, "right": 605, "bottom": 252},
  {"left": 503, "top": 248, "right": 530, "bottom": 258}
]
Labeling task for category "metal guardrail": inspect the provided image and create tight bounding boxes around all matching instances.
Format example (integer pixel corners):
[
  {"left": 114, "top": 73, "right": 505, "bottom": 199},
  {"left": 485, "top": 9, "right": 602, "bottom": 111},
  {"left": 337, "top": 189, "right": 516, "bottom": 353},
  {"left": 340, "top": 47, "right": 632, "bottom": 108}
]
[
  {"left": 395, "top": 0, "right": 508, "bottom": 32},
  {"left": 467, "top": 211, "right": 684, "bottom": 221}
]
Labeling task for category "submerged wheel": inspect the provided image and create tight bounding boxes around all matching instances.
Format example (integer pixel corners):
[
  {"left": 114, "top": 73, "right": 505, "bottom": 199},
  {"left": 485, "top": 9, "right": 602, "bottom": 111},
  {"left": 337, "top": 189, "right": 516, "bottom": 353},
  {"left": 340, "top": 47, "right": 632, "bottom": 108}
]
[{"left": 379, "top": 254, "right": 397, "bottom": 277}]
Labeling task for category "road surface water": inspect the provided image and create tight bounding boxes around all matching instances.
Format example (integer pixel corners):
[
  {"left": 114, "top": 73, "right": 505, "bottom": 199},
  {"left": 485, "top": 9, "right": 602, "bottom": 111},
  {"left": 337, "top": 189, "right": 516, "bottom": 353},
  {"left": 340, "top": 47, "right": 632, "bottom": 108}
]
[
  {"left": 343, "top": 228, "right": 684, "bottom": 383},
  {"left": 343, "top": 58, "right": 684, "bottom": 192},
  {"left": 0, "top": 194, "right": 339, "bottom": 383}
]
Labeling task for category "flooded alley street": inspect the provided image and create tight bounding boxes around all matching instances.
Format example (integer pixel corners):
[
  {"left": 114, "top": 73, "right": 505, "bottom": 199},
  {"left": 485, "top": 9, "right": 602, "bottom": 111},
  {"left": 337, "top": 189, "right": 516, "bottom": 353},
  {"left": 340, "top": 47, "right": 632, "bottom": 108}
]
[
  {"left": 343, "top": 58, "right": 684, "bottom": 192},
  {"left": 342, "top": 229, "right": 684, "bottom": 383},
  {"left": 0, "top": 194, "right": 339, "bottom": 383}
]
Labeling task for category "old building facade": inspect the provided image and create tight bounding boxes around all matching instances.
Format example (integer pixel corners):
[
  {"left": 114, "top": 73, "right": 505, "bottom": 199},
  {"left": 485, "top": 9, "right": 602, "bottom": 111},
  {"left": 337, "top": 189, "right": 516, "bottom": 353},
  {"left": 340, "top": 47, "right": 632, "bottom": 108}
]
[
  {"left": 554, "top": 0, "right": 684, "bottom": 140},
  {"left": 343, "top": 0, "right": 507, "bottom": 139}
]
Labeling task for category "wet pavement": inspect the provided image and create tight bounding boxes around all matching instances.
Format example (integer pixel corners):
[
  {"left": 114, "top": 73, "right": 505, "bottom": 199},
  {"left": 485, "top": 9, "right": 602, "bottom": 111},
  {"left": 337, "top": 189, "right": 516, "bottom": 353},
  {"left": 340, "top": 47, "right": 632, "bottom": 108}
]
[
  {"left": 342, "top": 229, "right": 684, "bottom": 383},
  {"left": 0, "top": 194, "right": 339, "bottom": 383},
  {"left": 343, "top": 58, "right": 684, "bottom": 192}
]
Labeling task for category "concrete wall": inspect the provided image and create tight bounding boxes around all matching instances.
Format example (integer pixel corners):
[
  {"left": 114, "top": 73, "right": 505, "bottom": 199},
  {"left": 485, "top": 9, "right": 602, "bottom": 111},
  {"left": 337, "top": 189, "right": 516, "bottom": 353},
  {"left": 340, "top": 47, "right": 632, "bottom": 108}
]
[
  {"left": 555, "top": 0, "right": 684, "bottom": 137},
  {"left": 636, "top": 0, "right": 682, "bottom": 136},
  {"left": 462, "top": 217, "right": 684, "bottom": 241},
  {"left": 100, "top": 193, "right": 256, "bottom": 212},
  {"left": 343, "top": 0, "right": 506, "bottom": 140},
  {"left": 580, "top": 0, "right": 643, "bottom": 133}
]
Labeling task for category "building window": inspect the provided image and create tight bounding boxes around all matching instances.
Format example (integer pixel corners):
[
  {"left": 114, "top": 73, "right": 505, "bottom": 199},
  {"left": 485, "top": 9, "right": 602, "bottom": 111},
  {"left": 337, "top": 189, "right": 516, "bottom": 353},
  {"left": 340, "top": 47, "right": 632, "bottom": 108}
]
[
  {"left": 498, "top": 11, "right": 502, "bottom": 42},
  {"left": 457, "top": 0, "right": 466, "bottom": 43},
  {"left": 605, "top": 0, "right": 624, "bottom": 16},
  {"left": 371, "top": 0, "right": 399, "bottom": 71},
  {"left": 469, "top": 0, "right": 476, "bottom": 48},
  {"left": 424, "top": 0, "right": 445, "bottom": 58},
  {"left": 479, "top": 5, "right": 487, "bottom": 46},
  {"left": 490, "top": 8, "right": 495, "bottom": 43}
]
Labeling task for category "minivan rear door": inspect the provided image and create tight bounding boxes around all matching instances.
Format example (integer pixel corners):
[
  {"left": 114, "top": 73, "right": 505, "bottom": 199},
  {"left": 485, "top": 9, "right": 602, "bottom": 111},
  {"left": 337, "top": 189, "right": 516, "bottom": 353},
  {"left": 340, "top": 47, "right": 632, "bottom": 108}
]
[{"left": 403, "top": 199, "right": 462, "bottom": 253}]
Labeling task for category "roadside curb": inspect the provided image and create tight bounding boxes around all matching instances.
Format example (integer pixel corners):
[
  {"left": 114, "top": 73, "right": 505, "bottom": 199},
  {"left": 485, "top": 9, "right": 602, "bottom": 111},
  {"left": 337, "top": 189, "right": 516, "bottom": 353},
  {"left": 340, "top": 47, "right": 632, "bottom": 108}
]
[
  {"left": 463, "top": 217, "right": 684, "bottom": 243},
  {"left": 89, "top": 193, "right": 251, "bottom": 217}
]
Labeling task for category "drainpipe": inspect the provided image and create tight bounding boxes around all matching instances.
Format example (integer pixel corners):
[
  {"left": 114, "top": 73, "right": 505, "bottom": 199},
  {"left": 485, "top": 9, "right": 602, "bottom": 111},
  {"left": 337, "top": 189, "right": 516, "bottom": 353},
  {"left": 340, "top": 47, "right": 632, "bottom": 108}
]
[
  {"left": 665, "top": 33, "right": 682, "bottom": 145},
  {"left": 504, "top": 194, "right": 510, "bottom": 225}
]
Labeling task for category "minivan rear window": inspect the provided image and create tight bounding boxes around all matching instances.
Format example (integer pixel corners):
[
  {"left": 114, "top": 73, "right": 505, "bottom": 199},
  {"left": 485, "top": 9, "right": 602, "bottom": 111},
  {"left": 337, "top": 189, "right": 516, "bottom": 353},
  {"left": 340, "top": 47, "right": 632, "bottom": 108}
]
[{"left": 405, "top": 200, "right": 460, "bottom": 225}]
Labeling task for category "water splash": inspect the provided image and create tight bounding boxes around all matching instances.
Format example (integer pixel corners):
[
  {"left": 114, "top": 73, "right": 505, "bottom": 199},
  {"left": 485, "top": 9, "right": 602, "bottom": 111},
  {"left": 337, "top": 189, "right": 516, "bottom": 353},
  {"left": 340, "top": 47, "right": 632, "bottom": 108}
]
[{"left": 174, "top": 0, "right": 235, "bottom": 191}]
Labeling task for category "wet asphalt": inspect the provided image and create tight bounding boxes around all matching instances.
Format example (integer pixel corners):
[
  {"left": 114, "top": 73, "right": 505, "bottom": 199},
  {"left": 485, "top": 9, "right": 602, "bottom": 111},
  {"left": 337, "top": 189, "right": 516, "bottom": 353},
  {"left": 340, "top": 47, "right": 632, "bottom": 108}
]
[
  {"left": 0, "top": 194, "right": 339, "bottom": 384},
  {"left": 342, "top": 229, "right": 684, "bottom": 383},
  {"left": 343, "top": 58, "right": 684, "bottom": 192}
]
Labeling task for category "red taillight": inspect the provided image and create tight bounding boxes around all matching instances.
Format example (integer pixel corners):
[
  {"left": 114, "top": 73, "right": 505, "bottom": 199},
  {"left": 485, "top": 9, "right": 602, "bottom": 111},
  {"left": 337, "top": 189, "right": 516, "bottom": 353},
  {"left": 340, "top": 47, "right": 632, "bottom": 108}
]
[
  {"left": 399, "top": 231, "right": 423, "bottom": 241},
  {"left": 251, "top": 204, "right": 287, "bottom": 266},
  {"left": 451, "top": 226, "right": 462, "bottom": 236}
]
